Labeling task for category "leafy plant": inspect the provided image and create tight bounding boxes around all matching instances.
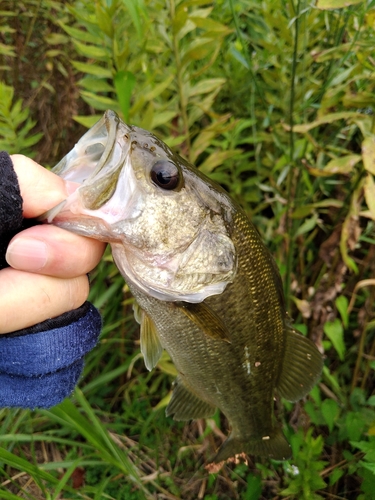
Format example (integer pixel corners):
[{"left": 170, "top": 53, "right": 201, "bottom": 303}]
[
  {"left": 281, "top": 429, "right": 327, "bottom": 499},
  {"left": 0, "top": 82, "right": 42, "bottom": 155}
]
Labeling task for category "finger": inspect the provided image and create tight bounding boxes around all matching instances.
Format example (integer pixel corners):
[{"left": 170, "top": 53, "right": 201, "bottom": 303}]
[
  {"left": 11, "top": 154, "right": 77, "bottom": 218},
  {"left": 0, "top": 267, "right": 90, "bottom": 334},
  {"left": 6, "top": 225, "right": 106, "bottom": 278}
]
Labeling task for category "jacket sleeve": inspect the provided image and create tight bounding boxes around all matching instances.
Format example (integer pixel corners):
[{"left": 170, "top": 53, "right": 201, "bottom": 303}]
[{"left": 0, "top": 151, "right": 102, "bottom": 409}]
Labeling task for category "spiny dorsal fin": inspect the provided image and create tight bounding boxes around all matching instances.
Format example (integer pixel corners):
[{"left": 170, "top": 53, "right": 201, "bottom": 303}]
[
  {"left": 166, "top": 377, "right": 216, "bottom": 421},
  {"left": 133, "top": 302, "right": 163, "bottom": 371},
  {"left": 176, "top": 302, "right": 231, "bottom": 343},
  {"left": 276, "top": 326, "right": 323, "bottom": 402}
]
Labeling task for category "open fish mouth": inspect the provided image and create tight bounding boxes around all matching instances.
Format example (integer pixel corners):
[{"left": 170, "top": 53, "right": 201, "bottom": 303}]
[{"left": 42, "top": 110, "right": 137, "bottom": 229}]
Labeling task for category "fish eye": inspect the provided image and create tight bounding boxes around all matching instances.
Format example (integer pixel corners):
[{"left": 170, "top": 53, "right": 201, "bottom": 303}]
[{"left": 151, "top": 160, "right": 181, "bottom": 190}]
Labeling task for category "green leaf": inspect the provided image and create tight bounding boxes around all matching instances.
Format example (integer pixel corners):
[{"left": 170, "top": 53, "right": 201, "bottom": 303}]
[
  {"left": 321, "top": 399, "right": 340, "bottom": 432},
  {"left": 80, "top": 90, "right": 119, "bottom": 111},
  {"left": 324, "top": 155, "right": 362, "bottom": 175},
  {"left": 229, "top": 46, "right": 249, "bottom": 69},
  {"left": 324, "top": 319, "right": 346, "bottom": 361},
  {"left": 362, "top": 137, "right": 375, "bottom": 175},
  {"left": 78, "top": 76, "right": 114, "bottom": 93},
  {"left": 329, "top": 468, "right": 345, "bottom": 486},
  {"left": 72, "top": 39, "right": 109, "bottom": 60},
  {"left": 73, "top": 114, "right": 103, "bottom": 128},
  {"left": 345, "top": 412, "right": 366, "bottom": 441},
  {"left": 0, "top": 42, "right": 16, "bottom": 57},
  {"left": 72, "top": 61, "right": 112, "bottom": 78},
  {"left": 295, "top": 213, "right": 319, "bottom": 237},
  {"left": 143, "top": 74, "right": 174, "bottom": 101},
  {"left": 317, "top": 0, "right": 363, "bottom": 8},
  {"left": 59, "top": 23, "right": 101, "bottom": 44},
  {"left": 114, "top": 70, "right": 136, "bottom": 122},
  {"left": 246, "top": 473, "right": 262, "bottom": 500},
  {"left": 0, "top": 447, "right": 60, "bottom": 486},
  {"left": 122, "top": 0, "right": 149, "bottom": 39},
  {"left": 151, "top": 110, "right": 177, "bottom": 129},
  {"left": 190, "top": 16, "right": 231, "bottom": 34},
  {"left": 351, "top": 439, "right": 375, "bottom": 455},
  {"left": 363, "top": 174, "right": 375, "bottom": 220},
  {"left": 0, "top": 490, "right": 26, "bottom": 499},
  {"left": 189, "top": 78, "right": 226, "bottom": 97},
  {"left": 360, "top": 461, "right": 375, "bottom": 474},
  {"left": 44, "top": 33, "right": 69, "bottom": 45},
  {"left": 199, "top": 149, "right": 242, "bottom": 173},
  {"left": 181, "top": 38, "right": 216, "bottom": 67},
  {"left": 291, "top": 112, "right": 365, "bottom": 133},
  {"left": 336, "top": 295, "right": 349, "bottom": 328},
  {"left": 95, "top": 3, "right": 113, "bottom": 37},
  {"left": 173, "top": 4, "right": 189, "bottom": 35},
  {"left": 45, "top": 49, "right": 66, "bottom": 58}
]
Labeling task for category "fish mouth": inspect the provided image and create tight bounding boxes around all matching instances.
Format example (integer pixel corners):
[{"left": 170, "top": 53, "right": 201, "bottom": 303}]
[{"left": 40, "top": 110, "right": 137, "bottom": 229}]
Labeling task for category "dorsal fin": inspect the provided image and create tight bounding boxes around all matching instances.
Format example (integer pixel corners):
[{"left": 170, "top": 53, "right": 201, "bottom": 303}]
[{"left": 276, "top": 326, "right": 323, "bottom": 402}]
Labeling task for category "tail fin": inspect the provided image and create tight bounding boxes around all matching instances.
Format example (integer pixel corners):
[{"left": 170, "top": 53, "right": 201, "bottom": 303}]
[{"left": 211, "top": 428, "right": 291, "bottom": 464}]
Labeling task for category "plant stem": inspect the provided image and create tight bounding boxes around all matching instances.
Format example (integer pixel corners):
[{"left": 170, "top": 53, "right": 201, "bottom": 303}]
[
  {"left": 20, "top": 0, "right": 42, "bottom": 60},
  {"left": 169, "top": 0, "right": 191, "bottom": 161},
  {"left": 284, "top": 0, "right": 301, "bottom": 309}
]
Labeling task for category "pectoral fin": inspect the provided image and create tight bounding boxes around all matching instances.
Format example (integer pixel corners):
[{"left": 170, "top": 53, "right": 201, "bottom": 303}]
[
  {"left": 133, "top": 302, "right": 163, "bottom": 371},
  {"left": 166, "top": 377, "right": 216, "bottom": 421},
  {"left": 276, "top": 326, "right": 323, "bottom": 402},
  {"left": 176, "top": 302, "right": 231, "bottom": 343}
]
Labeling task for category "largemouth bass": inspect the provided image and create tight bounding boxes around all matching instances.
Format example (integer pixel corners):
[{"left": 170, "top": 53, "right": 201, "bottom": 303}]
[{"left": 42, "top": 110, "right": 323, "bottom": 463}]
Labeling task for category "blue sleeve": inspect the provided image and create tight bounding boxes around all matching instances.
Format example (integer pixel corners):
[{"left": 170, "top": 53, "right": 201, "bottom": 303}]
[{"left": 0, "top": 151, "right": 102, "bottom": 408}]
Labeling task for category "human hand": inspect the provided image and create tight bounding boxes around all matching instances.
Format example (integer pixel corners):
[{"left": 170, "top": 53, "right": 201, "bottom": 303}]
[{"left": 0, "top": 155, "right": 106, "bottom": 334}]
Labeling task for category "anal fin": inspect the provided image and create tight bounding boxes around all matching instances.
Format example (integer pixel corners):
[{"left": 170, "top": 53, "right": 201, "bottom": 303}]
[
  {"left": 276, "top": 326, "right": 323, "bottom": 402},
  {"left": 166, "top": 377, "right": 216, "bottom": 421}
]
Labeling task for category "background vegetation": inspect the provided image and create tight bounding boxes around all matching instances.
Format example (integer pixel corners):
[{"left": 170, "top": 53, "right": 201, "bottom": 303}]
[{"left": 1, "top": 0, "right": 375, "bottom": 498}]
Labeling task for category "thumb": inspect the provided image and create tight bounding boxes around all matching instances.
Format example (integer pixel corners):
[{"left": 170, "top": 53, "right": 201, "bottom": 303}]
[{"left": 11, "top": 155, "right": 74, "bottom": 218}]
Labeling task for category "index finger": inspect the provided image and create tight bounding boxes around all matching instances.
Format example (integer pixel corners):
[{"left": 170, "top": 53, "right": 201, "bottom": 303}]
[{"left": 11, "top": 155, "right": 75, "bottom": 218}]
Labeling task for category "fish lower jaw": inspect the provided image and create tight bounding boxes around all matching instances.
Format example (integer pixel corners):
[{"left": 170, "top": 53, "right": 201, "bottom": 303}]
[{"left": 52, "top": 215, "right": 117, "bottom": 242}]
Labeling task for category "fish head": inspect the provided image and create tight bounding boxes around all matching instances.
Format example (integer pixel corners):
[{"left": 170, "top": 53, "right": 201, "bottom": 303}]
[{"left": 44, "top": 110, "right": 237, "bottom": 302}]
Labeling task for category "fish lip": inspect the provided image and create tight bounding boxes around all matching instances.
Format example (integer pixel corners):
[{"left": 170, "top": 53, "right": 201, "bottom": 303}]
[
  {"left": 53, "top": 110, "right": 123, "bottom": 183},
  {"left": 39, "top": 110, "right": 134, "bottom": 223},
  {"left": 60, "top": 110, "right": 132, "bottom": 208}
]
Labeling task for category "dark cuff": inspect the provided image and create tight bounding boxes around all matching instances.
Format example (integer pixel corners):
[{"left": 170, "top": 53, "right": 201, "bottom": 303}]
[
  {"left": 0, "top": 359, "right": 84, "bottom": 409},
  {"left": 0, "top": 302, "right": 102, "bottom": 409}
]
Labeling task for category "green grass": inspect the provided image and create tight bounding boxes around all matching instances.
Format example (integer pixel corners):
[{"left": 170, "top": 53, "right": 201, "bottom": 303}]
[{"left": 1, "top": 0, "right": 375, "bottom": 498}]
